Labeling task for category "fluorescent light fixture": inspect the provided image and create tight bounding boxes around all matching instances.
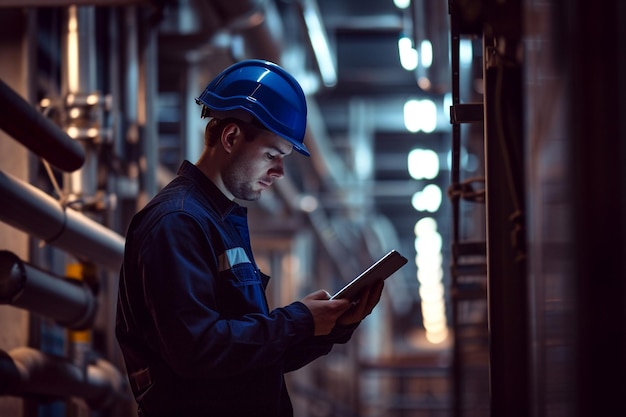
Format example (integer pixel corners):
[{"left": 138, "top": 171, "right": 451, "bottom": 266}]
[
  {"left": 418, "top": 281, "right": 444, "bottom": 302},
  {"left": 404, "top": 99, "right": 420, "bottom": 132},
  {"left": 404, "top": 99, "right": 438, "bottom": 133},
  {"left": 413, "top": 215, "right": 448, "bottom": 345},
  {"left": 408, "top": 148, "right": 440, "bottom": 180},
  {"left": 411, "top": 184, "right": 442, "bottom": 212},
  {"left": 425, "top": 327, "right": 449, "bottom": 344},
  {"left": 421, "top": 298, "right": 446, "bottom": 317},
  {"left": 394, "top": 0, "right": 411, "bottom": 9},
  {"left": 414, "top": 217, "right": 437, "bottom": 236},
  {"left": 398, "top": 36, "right": 418, "bottom": 71},
  {"left": 302, "top": 0, "right": 337, "bottom": 87},
  {"left": 460, "top": 38, "right": 473, "bottom": 66},
  {"left": 420, "top": 39, "right": 433, "bottom": 68},
  {"left": 443, "top": 92, "right": 452, "bottom": 113}
]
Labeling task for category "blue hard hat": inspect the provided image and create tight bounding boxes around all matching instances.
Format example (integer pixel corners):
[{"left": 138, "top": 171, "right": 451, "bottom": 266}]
[{"left": 196, "top": 60, "right": 310, "bottom": 156}]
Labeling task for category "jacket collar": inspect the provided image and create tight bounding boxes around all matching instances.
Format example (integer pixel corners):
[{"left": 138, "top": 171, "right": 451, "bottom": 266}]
[{"left": 177, "top": 160, "right": 244, "bottom": 219}]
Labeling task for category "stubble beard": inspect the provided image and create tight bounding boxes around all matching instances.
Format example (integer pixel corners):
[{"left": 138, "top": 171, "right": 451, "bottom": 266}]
[{"left": 222, "top": 158, "right": 262, "bottom": 202}]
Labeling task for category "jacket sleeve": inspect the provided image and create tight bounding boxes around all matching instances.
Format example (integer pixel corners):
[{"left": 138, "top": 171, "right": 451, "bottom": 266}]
[
  {"left": 282, "top": 323, "right": 360, "bottom": 372},
  {"left": 134, "top": 212, "right": 315, "bottom": 379}
]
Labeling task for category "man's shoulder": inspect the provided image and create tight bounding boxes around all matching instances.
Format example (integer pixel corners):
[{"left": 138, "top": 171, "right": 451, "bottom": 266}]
[
  {"left": 129, "top": 182, "right": 219, "bottom": 233},
  {"left": 150, "top": 177, "right": 216, "bottom": 213}
]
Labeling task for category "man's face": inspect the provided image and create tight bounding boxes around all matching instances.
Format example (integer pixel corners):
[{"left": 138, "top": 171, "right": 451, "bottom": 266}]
[{"left": 222, "top": 129, "right": 293, "bottom": 201}]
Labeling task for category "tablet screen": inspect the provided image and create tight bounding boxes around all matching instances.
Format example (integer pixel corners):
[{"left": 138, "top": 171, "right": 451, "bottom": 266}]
[{"left": 330, "top": 250, "right": 408, "bottom": 301}]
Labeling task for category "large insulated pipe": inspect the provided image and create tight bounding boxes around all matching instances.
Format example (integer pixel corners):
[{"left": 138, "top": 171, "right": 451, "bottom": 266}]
[
  {"left": 0, "top": 171, "right": 124, "bottom": 272},
  {"left": 0, "top": 347, "right": 129, "bottom": 410},
  {"left": 0, "top": 251, "right": 96, "bottom": 329},
  {"left": 0, "top": 78, "right": 85, "bottom": 172}
]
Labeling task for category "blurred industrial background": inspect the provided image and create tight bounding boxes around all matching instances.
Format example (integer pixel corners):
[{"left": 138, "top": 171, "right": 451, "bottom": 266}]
[{"left": 0, "top": 0, "right": 624, "bottom": 416}]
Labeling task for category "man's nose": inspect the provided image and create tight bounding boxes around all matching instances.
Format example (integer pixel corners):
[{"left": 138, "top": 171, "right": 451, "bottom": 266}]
[{"left": 269, "top": 159, "right": 284, "bottom": 178}]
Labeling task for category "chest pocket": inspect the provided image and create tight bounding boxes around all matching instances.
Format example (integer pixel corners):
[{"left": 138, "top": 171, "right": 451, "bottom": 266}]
[
  {"left": 218, "top": 247, "right": 260, "bottom": 285},
  {"left": 217, "top": 247, "right": 267, "bottom": 316},
  {"left": 229, "top": 262, "right": 261, "bottom": 285}
]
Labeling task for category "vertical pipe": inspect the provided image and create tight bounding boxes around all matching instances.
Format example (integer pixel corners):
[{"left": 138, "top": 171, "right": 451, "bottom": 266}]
[
  {"left": 64, "top": 6, "right": 96, "bottom": 95},
  {"left": 62, "top": 6, "right": 100, "bottom": 202},
  {"left": 482, "top": 33, "right": 530, "bottom": 417},
  {"left": 448, "top": 3, "right": 462, "bottom": 416}
]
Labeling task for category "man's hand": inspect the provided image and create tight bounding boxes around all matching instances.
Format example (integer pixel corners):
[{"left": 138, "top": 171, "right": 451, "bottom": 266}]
[
  {"left": 300, "top": 290, "right": 351, "bottom": 336},
  {"left": 336, "top": 280, "right": 384, "bottom": 326}
]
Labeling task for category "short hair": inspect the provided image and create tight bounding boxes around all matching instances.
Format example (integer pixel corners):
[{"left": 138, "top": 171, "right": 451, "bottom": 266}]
[{"left": 204, "top": 117, "right": 267, "bottom": 148}]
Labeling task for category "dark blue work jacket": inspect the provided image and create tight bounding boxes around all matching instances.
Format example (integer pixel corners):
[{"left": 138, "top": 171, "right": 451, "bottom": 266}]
[{"left": 116, "top": 161, "right": 356, "bottom": 417}]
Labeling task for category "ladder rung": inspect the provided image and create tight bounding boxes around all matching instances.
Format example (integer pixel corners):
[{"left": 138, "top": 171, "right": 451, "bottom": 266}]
[
  {"left": 451, "top": 282, "right": 486, "bottom": 300},
  {"left": 450, "top": 103, "right": 484, "bottom": 124},
  {"left": 454, "top": 241, "right": 486, "bottom": 256},
  {"left": 452, "top": 263, "right": 487, "bottom": 276}
]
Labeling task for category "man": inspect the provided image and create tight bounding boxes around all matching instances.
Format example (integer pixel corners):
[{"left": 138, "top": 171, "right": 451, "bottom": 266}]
[{"left": 116, "top": 60, "right": 384, "bottom": 417}]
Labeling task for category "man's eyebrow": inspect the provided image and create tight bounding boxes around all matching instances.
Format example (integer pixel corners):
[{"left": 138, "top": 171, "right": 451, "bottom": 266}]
[{"left": 269, "top": 145, "right": 289, "bottom": 155}]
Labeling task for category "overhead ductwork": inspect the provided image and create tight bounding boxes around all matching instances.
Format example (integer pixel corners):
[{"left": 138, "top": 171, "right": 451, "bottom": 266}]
[
  {"left": 0, "top": 251, "right": 97, "bottom": 329},
  {"left": 0, "top": 171, "right": 124, "bottom": 272}
]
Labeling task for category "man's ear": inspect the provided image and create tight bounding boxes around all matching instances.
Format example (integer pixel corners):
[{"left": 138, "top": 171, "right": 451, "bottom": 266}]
[{"left": 220, "top": 123, "right": 240, "bottom": 153}]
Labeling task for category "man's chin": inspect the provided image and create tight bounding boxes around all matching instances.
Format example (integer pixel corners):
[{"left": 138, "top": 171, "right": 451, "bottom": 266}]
[{"left": 236, "top": 191, "right": 262, "bottom": 202}]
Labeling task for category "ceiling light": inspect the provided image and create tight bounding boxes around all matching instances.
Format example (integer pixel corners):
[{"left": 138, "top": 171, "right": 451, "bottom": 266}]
[
  {"left": 408, "top": 148, "right": 439, "bottom": 180},
  {"left": 398, "top": 36, "right": 418, "bottom": 71},
  {"left": 460, "top": 38, "right": 473, "bottom": 66},
  {"left": 411, "top": 184, "right": 442, "bottom": 212},
  {"left": 394, "top": 0, "right": 411, "bottom": 9},
  {"left": 420, "top": 40, "right": 433, "bottom": 68},
  {"left": 302, "top": 0, "right": 337, "bottom": 87},
  {"left": 404, "top": 99, "right": 438, "bottom": 133}
]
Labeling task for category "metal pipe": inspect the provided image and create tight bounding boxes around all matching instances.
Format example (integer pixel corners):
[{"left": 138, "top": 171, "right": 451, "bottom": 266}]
[
  {"left": 0, "top": 347, "right": 129, "bottom": 410},
  {"left": 0, "top": 170, "right": 125, "bottom": 272},
  {"left": 0, "top": 78, "right": 85, "bottom": 172},
  {"left": 0, "top": 251, "right": 96, "bottom": 329},
  {"left": 62, "top": 5, "right": 101, "bottom": 203}
]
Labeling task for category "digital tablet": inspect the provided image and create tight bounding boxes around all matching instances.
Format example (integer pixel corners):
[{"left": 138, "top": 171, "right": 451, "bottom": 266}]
[{"left": 330, "top": 250, "right": 408, "bottom": 301}]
